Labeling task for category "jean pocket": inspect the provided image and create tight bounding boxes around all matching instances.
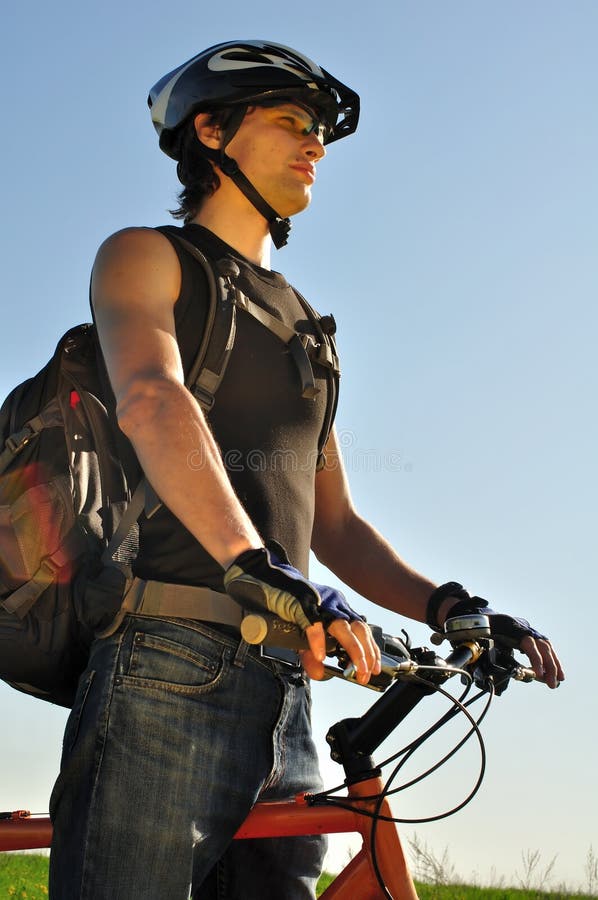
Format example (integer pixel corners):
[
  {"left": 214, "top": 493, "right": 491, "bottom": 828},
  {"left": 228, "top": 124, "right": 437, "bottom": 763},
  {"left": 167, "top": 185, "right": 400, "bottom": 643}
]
[{"left": 121, "top": 630, "right": 228, "bottom": 695}]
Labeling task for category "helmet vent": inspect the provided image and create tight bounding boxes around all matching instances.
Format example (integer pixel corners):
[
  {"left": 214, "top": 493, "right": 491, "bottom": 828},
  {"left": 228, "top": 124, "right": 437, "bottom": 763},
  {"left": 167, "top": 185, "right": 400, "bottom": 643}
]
[{"left": 222, "top": 50, "right": 275, "bottom": 65}]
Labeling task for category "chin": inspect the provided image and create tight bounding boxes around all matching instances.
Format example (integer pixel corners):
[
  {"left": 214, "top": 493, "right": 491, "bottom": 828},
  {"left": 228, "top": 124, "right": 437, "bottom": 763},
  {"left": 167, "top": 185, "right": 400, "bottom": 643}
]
[{"left": 284, "top": 192, "right": 313, "bottom": 218}]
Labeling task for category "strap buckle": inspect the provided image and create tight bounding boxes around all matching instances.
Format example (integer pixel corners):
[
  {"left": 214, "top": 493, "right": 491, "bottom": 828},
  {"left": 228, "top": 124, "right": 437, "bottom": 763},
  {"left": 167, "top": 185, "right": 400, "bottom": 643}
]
[
  {"left": 259, "top": 645, "right": 302, "bottom": 668},
  {"left": 300, "top": 335, "right": 337, "bottom": 372},
  {"left": 5, "top": 426, "right": 34, "bottom": 455},
  {"left": 192, "top": 385, "right": 216, "bottom": 411}
]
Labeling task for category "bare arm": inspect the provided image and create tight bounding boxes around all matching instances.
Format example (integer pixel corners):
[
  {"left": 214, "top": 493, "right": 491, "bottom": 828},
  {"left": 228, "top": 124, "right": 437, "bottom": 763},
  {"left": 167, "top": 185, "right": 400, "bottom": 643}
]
[
  {"left": 312, "top": 427, "right": 564, "bottom": 688},
  {"left": 91, "top": 227, "right": 262, "bottom": 568},
  {"left": 312, "top": 428, "right": 436, "bottom": 621}
]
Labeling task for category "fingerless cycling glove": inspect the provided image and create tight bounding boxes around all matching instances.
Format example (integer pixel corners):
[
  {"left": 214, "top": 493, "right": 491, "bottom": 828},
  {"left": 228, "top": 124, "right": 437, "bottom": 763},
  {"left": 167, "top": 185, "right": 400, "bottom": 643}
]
[
  {"left": 224, "top": 541, "right": 364, "bottom": 631},
  {"left": 427, "top": 582, "right": 547, "bottom": 649}
]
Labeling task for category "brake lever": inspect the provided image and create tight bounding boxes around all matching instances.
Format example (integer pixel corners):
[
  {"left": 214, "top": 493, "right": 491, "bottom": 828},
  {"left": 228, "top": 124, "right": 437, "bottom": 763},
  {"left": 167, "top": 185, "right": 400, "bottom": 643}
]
[
  {"left": 471, "top": 644, "right": 536, "bottom": 695},
  {"left": 325, "top": 652, "right": 419, "bottom": 692},
  {"left": 325, "top": 624, "right": 416, "bottom": 692}
]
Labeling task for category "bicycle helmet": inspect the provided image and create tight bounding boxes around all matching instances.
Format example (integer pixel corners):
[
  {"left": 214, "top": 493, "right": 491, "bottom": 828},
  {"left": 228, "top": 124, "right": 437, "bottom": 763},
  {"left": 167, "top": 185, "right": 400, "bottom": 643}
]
[{"left": 148, "top": 40, "right": 359, "bottom": 247}]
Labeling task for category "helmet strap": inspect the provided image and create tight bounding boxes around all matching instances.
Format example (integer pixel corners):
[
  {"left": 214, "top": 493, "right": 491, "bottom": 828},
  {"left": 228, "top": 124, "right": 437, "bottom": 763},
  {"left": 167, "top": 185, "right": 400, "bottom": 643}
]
[
  {"left": 219, "top": 154, "right": 291, "bottom": 249},
  {"left": 197, "top": 105, "right": 291, "bottom": 249}
]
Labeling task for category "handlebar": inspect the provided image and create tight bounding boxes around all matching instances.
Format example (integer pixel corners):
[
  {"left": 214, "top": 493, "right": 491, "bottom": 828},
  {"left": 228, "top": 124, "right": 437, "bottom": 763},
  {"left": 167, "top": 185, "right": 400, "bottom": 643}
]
[
  {"left": 241, "top": 611, "right": 536, "bottom": 693},
  {"left": 241, "top": 611, "right": 536, "bottom": 783}
]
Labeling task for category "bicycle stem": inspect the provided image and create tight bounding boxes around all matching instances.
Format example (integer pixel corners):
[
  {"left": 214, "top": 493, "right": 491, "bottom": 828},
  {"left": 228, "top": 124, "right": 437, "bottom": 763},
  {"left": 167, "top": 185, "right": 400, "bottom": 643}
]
[{"left": 326, "top": 642, "right": 482, "bottom": 784}]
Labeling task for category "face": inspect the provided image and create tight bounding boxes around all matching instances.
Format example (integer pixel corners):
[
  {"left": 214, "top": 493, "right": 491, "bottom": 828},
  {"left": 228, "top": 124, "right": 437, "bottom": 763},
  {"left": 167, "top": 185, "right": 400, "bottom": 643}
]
[{"left": 220, "top": 102, "right": 327, "bottom": 217}]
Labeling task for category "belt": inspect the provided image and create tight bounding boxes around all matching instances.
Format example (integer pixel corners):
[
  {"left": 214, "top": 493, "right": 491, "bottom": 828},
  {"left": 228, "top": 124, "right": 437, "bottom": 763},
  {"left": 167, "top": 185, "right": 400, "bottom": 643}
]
[{"left": 99, "top": 577, "right": 301, "bottom": 669}]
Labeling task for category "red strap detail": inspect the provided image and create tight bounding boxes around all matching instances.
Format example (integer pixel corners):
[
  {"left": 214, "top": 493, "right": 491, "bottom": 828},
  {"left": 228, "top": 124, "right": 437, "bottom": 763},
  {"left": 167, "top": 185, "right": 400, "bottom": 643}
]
[{"left": 69, "top": 390, "right": 81, "bottom": 409}]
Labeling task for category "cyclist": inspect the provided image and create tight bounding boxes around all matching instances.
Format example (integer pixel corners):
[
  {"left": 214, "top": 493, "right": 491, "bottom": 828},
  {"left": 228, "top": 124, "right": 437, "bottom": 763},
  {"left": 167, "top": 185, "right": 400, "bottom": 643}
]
[{"left": 48, "top": 40, "right": 564, "bottom": 900}]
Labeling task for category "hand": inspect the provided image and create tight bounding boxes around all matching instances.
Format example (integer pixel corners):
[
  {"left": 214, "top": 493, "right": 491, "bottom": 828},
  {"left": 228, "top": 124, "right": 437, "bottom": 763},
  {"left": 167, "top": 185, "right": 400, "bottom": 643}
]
[
  {"left": 474, "top": 608, "right": 564, "bottom": 688},
  {"left": 519, "top": 633, "right": 564, "bottom": 690},
  {"left": 300, "top": 617, "right": 381, "bottom": 684},
  {"left": 427, "top": 583, "right": 565, "bottom": 689},
  {"left": 223, "top": 541, "right": 381, "bottom": 684}
]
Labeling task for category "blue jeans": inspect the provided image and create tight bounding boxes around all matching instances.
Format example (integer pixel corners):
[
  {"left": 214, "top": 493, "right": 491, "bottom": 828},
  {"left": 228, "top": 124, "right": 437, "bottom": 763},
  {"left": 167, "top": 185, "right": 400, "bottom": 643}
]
[{"left": 49, "top": 615, "right": 326, "bottom": 899}]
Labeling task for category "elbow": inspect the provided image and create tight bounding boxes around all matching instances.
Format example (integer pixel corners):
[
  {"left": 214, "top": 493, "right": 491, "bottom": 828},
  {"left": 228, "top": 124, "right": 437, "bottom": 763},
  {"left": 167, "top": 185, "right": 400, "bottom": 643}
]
[
  {"left": 115, "top": 375, "right": 182, "bottom": 439},
  {"left": 311, "top": 530, "right": 344, "bottom": 574}
]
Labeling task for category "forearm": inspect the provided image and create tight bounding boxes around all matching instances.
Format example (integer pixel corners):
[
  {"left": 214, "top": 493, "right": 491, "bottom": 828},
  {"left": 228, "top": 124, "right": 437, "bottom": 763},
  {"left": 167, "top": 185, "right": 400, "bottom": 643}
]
[
  {"left": 313, "top": 512, "right": 436, "bottom": 623},
  {"left": 117, "top": 377, "right": 261, "bottom": 567}
]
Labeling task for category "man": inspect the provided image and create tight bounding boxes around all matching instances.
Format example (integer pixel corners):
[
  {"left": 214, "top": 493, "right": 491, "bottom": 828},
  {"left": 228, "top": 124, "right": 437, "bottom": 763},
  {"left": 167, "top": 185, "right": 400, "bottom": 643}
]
[{"left": 49, "top": 41, "right": 564, "bottom": 899}]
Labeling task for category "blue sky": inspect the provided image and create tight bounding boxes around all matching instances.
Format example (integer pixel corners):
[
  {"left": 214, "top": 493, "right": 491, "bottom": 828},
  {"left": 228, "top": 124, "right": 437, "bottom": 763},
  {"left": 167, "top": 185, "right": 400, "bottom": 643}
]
[{"left": 1, "top": 1, "right": 597, "bottom": 889}]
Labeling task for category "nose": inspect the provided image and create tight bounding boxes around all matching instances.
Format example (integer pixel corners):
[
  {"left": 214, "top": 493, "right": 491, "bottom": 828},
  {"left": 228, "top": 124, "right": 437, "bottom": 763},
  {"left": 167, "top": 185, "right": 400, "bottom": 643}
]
[{"left": 303, "top": 131, "right": 326, "bottom": 160}]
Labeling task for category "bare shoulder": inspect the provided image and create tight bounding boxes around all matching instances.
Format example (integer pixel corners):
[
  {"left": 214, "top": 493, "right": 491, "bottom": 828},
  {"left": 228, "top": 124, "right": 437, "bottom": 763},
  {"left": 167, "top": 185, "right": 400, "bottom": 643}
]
[
  {"left": 95, "top": 225, "right": 177, "bottom": 261},
  {"left": 91, "top": 226, "right": 182, "bottom": 312}
]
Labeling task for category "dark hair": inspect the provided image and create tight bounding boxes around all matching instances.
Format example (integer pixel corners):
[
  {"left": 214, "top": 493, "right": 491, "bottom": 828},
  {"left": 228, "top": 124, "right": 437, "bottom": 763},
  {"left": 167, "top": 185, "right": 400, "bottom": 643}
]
[{"left": 170, "top": 109, "right": 230, "bottom": 223}]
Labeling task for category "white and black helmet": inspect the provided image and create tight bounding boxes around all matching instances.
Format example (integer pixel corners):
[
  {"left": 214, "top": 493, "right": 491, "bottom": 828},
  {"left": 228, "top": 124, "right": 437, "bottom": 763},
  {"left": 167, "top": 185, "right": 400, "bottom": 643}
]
[
  {"left": 148, "top": 39, "right": 360, "bottom": 160},
  {"left": 148, "top": 41, "right": 359, "bottom": 248}
]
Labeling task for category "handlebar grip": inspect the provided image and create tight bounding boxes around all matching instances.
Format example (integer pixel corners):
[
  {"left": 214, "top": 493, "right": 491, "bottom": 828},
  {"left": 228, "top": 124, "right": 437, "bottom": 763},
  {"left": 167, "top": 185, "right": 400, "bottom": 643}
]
[
  {"left": 512, "top": 665, "right": 536, "bottom": 683},
  {"left": 241, "top": 613, "right": 339, "bottom": 654},
  {"left": 241, "top": 613, "right": 310, "bottom": 649}
]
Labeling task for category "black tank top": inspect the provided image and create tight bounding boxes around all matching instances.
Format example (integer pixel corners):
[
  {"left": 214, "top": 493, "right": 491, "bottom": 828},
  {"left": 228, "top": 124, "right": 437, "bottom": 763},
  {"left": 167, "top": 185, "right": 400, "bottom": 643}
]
[{"left": 133, "top": 224, "right": 334, "bottom": 587}]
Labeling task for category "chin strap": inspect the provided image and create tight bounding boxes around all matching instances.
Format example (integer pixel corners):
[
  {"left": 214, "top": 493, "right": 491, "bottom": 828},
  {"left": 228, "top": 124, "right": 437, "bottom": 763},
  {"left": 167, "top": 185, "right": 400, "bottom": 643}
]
[
  {"left": 197, "top": 105, "right": 291, "bottom": 249},
  {"left": 218, "top": 153, "right": 291, "bottom": 249}
]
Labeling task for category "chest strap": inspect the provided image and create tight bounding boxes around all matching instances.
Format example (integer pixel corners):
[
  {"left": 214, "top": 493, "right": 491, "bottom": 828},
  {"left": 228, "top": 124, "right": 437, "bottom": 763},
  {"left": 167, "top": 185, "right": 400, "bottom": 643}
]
[{"left": 234, "top": 291, "right": 321, "bottom": 399}]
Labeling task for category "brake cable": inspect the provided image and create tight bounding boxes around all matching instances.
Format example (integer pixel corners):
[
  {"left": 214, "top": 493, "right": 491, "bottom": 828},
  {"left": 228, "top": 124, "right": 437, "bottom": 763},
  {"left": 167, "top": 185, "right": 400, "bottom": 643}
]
[{"left": 310, "top": 674, "right": 494, "bottom": 899}]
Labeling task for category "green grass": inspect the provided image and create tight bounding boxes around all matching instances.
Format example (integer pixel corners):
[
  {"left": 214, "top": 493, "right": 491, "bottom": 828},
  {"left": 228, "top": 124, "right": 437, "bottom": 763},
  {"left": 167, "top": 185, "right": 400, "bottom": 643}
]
[
  {"left": 410, "top": 887, "right": 590, "bottom": 899},
  {"left": 316, "top": 872, "right": 592, "bottom": 898},
  {"left": 1, "top": 855, "right": 592, "bottom": 898},
  {"left": 0, "top": 854, "right": 49, "bottom": 898}
]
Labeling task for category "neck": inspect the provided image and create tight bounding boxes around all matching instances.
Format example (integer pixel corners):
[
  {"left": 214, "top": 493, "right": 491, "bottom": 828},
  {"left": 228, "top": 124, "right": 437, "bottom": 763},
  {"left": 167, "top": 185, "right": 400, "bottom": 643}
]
[{"left": 192, "top": 183, "right": 273, "bottom": 269}]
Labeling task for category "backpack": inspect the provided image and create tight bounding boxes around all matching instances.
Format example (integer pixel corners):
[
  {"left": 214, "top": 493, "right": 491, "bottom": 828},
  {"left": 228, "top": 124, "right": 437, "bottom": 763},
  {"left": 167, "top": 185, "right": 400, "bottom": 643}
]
[{"left": 0, "top": 227, "right": 339, "bottom": 708}]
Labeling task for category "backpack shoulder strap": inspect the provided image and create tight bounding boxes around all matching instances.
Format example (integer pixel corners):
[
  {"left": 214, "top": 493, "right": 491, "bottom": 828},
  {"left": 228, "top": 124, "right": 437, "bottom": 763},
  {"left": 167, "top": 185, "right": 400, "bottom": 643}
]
[
  {"left": 155, "top": 226, "right": 237, "bottom": 411},
  {"left": 291, "top": 288, "right": 341, "bottom": 469}
]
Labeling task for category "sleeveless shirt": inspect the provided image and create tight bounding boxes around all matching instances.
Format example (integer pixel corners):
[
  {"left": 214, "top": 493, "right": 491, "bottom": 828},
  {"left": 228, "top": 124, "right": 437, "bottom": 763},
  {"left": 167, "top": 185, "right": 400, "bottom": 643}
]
[{"left": 132, "top": 224, "right": 334, "bottom": 588}]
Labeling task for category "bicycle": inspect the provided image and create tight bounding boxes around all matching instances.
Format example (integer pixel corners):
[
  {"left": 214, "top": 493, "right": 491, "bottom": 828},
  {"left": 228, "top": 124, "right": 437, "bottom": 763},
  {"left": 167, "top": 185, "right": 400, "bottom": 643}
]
[{"left": 0, "top": 611, "right": 536, "bottom": 899}]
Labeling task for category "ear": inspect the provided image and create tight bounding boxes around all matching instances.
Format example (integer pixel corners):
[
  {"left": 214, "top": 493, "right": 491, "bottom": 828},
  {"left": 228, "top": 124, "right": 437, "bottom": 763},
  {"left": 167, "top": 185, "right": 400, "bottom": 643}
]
[{"left": 194, "top": 112, "right": 222, "bottom": 150}]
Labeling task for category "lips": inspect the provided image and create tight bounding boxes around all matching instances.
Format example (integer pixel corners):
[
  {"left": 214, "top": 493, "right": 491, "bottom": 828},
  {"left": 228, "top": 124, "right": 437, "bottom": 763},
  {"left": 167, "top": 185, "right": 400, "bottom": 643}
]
[{"left": 289, "top": 163, "right": 316, "bottom": 184}]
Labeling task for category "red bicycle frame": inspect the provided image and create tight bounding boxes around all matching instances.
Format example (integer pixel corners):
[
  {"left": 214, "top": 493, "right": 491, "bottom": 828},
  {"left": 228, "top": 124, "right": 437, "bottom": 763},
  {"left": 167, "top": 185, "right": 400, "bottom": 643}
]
[
  {"left": 2, "top": 632, "right": 509, "bottom": 898},
  {"left": 0, "top": 774, "right": 418, "bottom": 899}
]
